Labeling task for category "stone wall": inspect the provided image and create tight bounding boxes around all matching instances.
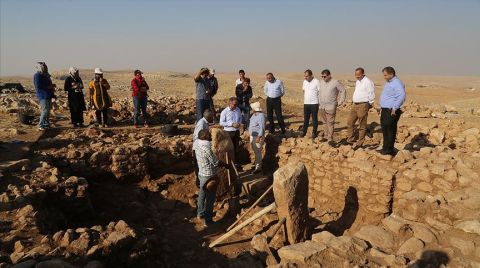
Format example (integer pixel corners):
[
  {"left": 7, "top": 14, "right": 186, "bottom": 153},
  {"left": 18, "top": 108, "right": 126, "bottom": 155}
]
[{"left": 277, "top": 138, "right": 397, "bottom": 230}]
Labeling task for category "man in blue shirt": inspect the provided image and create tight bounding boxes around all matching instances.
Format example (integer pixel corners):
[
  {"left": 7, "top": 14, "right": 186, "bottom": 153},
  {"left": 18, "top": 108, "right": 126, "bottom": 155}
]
[
  {"left": 33, "top": 62, "right": 56, "bottom": 131},
  {"left": 379, "top": 66, "right": 406, "bottom": 156},
  {"left": 263, "top": 73, "right": 286, "bottom": 134},
  {"left": 220, "top": 97, "right": 243, "bottom": 159}
]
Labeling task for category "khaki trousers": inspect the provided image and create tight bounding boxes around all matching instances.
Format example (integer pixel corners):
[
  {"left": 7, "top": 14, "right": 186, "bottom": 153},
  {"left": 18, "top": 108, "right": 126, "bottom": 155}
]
[
  {"left": 319, "top": 108, "right": 336, "bottom": 141},
  {"left": 249, "top": 136, "right": 264, "bottom": 168},
  {"left": 346, "top": 103, "right": 370, "bottom": 146}
]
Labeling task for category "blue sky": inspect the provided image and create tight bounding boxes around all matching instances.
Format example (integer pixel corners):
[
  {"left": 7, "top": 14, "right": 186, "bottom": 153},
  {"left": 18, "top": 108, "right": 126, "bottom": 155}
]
[{"left": 1, "top": 0, "right": 479, "bottom": 76}]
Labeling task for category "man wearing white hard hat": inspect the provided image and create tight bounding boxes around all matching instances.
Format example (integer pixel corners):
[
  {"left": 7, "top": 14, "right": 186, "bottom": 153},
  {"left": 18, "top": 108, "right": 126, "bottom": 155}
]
[
  {"left": 88, "top": 68, "right": 112, "bottom": 127},
  {"left": 248, "top": 102, "right": 266, "bottom": 174}
]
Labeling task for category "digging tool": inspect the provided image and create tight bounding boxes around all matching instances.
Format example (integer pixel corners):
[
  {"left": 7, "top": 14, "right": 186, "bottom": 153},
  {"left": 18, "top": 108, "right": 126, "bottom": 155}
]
[
  {"left": 209, "top": 202, "right": 276, "bottom": 248},
  {"left": 226, "top": 185, "right": 273, "bottom": 231},
  {"left": 230, "top": 158, "right": 239, "bottom": 177},
  {"left": 225, "top": 152, "right": 232, "bottom": 186}
]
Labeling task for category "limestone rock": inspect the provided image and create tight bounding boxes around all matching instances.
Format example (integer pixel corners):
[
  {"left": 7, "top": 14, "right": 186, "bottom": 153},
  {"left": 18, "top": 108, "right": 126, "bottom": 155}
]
[
  {"left": 353, "top": 225, "right": 395, "bottom": 250},
  {"left": 455, "top": 220, "right": 480, "bottom": 235},
  {"left": 449, "top": 237, "right": 475, "bottom": 255},
  {"left": 273, "top": 162, "right": 309, "bottom": 244},
  {"left": 397, "top": 237, "right": 424, "bottom": 255},
  {"left": 277, "top": 241, "right": 327, "bottom": 264}
]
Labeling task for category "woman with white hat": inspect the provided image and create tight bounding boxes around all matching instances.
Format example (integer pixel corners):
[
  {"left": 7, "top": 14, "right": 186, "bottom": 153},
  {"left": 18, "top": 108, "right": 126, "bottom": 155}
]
[
  {"left": 248, "top": 102, "right": 266, "bottom": 174},
  {"left": 64, "top": 67, "right": 86, "bottom": 127},
  {"left": 88, "top": 68, "right": 112, "bottom": 127}
]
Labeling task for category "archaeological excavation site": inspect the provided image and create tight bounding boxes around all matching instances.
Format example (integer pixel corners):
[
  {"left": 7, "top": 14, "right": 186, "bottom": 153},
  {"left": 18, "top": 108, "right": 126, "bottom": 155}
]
[{"left": 0, "top": 73, "right": 480, "bottom": 268}]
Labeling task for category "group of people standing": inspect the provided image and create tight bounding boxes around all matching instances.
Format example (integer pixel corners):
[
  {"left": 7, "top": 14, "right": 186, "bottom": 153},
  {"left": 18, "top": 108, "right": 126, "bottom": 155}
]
[
  {"left": 33, "top": 62, "right": 150, "bottom": 130},
  {"left": 192, "top": 66, "right": 405, "bottom": 227}
]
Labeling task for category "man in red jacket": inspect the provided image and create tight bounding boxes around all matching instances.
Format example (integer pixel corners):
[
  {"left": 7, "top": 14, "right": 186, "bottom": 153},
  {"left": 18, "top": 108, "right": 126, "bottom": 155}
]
[{"left": 131, "top": 69, "right": 149, "bottom": 128}]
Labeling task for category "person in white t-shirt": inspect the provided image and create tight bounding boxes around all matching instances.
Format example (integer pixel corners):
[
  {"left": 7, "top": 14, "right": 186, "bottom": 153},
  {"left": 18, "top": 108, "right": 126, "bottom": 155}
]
[
  {"left": 302, "top": 69, "right": 321, "bottom": 138},
  {"left": 235, "top": 69, "right": 246, "bottom": 86},
  {"left": 346, "top": 67, "right": 375, "bottom": 149}
]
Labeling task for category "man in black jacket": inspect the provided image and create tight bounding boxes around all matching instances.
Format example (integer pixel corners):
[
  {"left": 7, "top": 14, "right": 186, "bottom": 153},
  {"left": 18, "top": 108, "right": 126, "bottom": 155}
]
[{"left": 235, "top": 78, "right": 253, "bottom": 127}]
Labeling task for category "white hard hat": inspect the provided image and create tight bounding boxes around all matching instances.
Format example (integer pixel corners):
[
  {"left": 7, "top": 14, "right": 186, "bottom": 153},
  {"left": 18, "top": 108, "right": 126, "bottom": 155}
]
[
  {"left": 94, "top": 68, "right": 103, "bottom": 74},
  {"left": 250, "top": 102, "right": 262, "bottom": 112}
]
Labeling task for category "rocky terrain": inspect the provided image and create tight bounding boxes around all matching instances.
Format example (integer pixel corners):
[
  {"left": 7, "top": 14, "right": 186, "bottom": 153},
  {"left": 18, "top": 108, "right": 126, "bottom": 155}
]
[{"left": 0, "top": 71, "right": 479, "bottom": 267}]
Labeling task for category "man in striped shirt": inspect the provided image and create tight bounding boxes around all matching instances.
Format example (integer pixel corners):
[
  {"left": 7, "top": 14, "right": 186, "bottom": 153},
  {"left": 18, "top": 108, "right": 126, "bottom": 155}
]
[
  {"left": 192, "top": 110, "right": 214, "bottom": 187},
  {"left": 195, "top": 129, "right": 220, "bottom": 227}
]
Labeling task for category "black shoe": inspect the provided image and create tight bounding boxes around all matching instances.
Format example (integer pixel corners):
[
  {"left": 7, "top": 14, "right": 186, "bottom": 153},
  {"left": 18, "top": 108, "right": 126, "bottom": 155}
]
[
  {"left": 328, "top": 141, "right": 335, "bottom": 147},
  {"left": 300, "top": 133, "right": 306, "bottom": 138},
  {"left": 366, "top": 130, "right": 373, "bottom": 139},
  {"left": 376, "top": 149, "right": 391, "bottom": 156}
]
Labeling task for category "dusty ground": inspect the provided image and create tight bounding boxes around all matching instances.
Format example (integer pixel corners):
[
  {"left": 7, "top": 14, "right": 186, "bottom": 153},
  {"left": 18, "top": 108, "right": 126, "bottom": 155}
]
[{"left": 1, "top": 71, "right": 479, "bottom": 267}]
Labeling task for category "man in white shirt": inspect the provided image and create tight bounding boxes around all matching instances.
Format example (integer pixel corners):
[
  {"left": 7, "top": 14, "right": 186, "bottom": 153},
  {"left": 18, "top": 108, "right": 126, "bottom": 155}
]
[
  {"left": 220, "top": 97, "right": 243, "bottom": 158},
  {"left": 347, "top": 67, "right": 375, "bottom": 148},
  {"left": 235, "top": 69, "right": 246, "bottom": 86},
  {"left": 264, "top": 73, "right": 286, "bottom": 134},
  {"left": 302, "top": 69, "right": 320, "bottom": 138}
]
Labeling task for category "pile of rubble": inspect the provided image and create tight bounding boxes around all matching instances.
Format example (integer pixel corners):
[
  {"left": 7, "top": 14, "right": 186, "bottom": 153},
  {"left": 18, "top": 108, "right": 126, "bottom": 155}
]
[{"left": 0, "top": 158, "right": 156, "bottom": 267}]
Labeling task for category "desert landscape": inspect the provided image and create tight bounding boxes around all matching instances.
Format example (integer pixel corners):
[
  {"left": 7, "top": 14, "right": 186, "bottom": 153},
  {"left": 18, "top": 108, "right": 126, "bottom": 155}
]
[{"left": 0, "top": 70, "right": 480, "bottom": 268}]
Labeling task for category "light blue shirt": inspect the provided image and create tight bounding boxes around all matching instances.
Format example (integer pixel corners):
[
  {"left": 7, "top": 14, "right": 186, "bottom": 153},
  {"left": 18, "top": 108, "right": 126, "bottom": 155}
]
[
  {"left": 249, "top": 112, "right": 266, "bottom": 137},
  {"left": 264, "top": 79, "right": 285, "bottom": 98},
  {"left": 220, "top": 107, "right": 242, "bottom": 132},
  {"left": 380, "top": 77, "right": 406, "bottom": 110},
  {"left": 192, "top": 117, "right": 209, "bottom": 150}
]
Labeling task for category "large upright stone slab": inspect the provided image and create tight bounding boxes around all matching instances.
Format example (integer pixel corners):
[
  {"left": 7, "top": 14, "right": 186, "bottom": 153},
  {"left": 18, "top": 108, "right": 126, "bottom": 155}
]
[
  {"left": 210, "top": 128, "right": 236, "bottom": 199},
  {"left": 211, "top": 128, "right": 235, "bottom": 163},
  {"left": 273, "top": 162, "right": 309, "bottom": 244}
]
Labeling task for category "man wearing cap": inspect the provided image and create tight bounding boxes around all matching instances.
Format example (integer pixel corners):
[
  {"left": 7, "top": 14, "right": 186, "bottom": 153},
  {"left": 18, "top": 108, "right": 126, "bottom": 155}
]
[
  {"left": 194, "top": 129, "right": 221, "bottom": 227},
  {"left": 248, "top": 102, "right": 266, "bottom": 174},
  {"left": 264, "top": 73, "right": 286, "bottom": 134},
  {"left": 220, "top": 97, "right": 243, "bottom": 158},
  {"left": 192, "top": 110, "right": 214, "bottom": 188},
  {"left": 88, "top": 68, "right": 112, "bottom": 128},
  {"left": 318, "top": 69, "right": 346, "bottom": 145},
  {"left": 347, "top": 67, "right": 375, "bottom": 149},
  {"left": 131, "top": 70, "right": 150, "bottom": 128},
  {"left": 194, "top": 67, "right": 211, "bottom": 122}
]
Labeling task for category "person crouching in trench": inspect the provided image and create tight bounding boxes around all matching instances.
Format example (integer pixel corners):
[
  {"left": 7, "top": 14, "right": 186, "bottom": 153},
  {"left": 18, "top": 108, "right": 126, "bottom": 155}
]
[{"left": 194, "top": 129, "right": 226, "bottom": 228}]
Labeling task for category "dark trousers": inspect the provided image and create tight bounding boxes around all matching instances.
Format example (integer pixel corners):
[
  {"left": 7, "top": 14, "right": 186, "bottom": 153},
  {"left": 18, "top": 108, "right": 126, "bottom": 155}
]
[
  {"left": 238, "top": 104, "right": 251, "bottom": 128},
  {"left": 95, "top": 108, "right": 109, "bottom": 125},
  {"left": 266, "top": 97, "right": 286, "bottom": 133},
  {"left": 133, "top": 96, "right": 148, "bottom": 125},
  {"left": 303, "top": 104, "right": 319, "bottom": 136},
  {"left": 380, "top": 108, "right": 401, "bottom": 155},
  {"left": 192, "top": 150, "right": 200, "bottom": 188},
  {"left": 196, "top": 99, "right": 211, "bottom": 122},
  {"left": 226, "top": 130, "right": 240, "bottom": 157},
  {"left": 70, "top": 108, "right": 84, "bottom": 125}
]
